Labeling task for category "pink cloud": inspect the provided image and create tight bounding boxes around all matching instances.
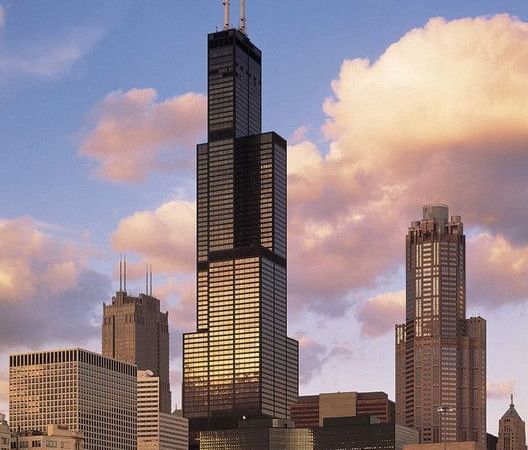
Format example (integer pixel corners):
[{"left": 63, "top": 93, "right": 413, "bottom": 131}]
[
  {"left": 488, "top": 381, "right": 515, "bottom": 400},
  {"left": 79, "top": 89, "right": 206, "bottom": 182},
  {"left": 468, "top": 233, "right": 528, "bottom": 307},
  {"left": 355, "top": 290, "right": 405, "bottom": 338},
  {"left": 0, "top": 6, "right": 5, "bottom": 30},
  {"left": 111, "top": 200, "right": 195, "bottom": 274},
  {"left": 285, "top": 14, "right": 528, "bottom": 316}
]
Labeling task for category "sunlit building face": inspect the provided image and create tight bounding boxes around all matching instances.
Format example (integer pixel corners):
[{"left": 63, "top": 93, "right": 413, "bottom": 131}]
[
  {"left": 182, "top": 27, "right": 298, "bottom": 445},
  {"left": 396, "top": 205, "right": 486, "bottom": 444}
]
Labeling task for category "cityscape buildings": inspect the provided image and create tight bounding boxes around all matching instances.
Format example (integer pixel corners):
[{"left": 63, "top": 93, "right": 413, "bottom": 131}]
[
  {"left": 103, "top": 281, "right": 171, "bottom": 413},
  {"left": 0, "top": 414, "right": 9, "bottom": 450},
  {"left": 12, "top": 425, "right": 84, "bottom": 450},
  {"left": 395, "top": 205, "right": 486, "bottom": 444},
  {"left": 291, "top": 391, "right": 395, "bottom": 428},
  {"left": 9, "top": 348, "right": 137, "bottom": 450},
  {"left": 497, "top": 396, "right": 527, "bottom": 450},
  {"left": 404, "top": 442, "right": 486, "bottom": 450},
  {"left": 138, "top": 370, "right": 188, "bottom": 450},
  {"left": 182, "top": 2, "right": 298, "bottom": 446}
]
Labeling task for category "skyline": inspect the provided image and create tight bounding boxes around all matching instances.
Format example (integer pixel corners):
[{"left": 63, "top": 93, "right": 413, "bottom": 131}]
[{"left": 1, "top": 1, "right": 528, "bottom": 436}]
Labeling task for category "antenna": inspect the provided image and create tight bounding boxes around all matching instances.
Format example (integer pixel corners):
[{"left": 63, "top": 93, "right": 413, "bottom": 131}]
[
  {"left": 149, "top": 265, "right": 153, "bottom": 296},
  {"left": 123, "top": 255, "right": 127, "bottom": 292},
  {"left": 119, "top": 255, "right": 122, "bottom": 291},
  {"left": 239, "top": 0, "right": 247, "bottom": 35},
  {"left": 223, "top": 0, "right": 230, "bottom": 31},
  {"left": 145, "top": 264, "right": 149, "bottom": 296}
]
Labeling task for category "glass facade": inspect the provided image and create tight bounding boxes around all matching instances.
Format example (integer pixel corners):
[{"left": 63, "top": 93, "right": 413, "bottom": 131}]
[
  {"left": 183, "top": 28, "right": 298, "bottom": 445},
  {"left": 395, "top": 206, "right": 486, "bottom": 444}
]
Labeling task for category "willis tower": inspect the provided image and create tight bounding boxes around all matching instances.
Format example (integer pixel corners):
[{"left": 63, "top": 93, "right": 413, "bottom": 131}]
[{"left": 183, "top": 0, "right": 299, "bottom": 445}]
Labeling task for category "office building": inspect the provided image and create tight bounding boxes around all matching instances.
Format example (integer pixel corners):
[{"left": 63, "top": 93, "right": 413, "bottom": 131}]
[
  {"left": 313, "top": 416, "right": 418, "bottom": 450},
  {"left": 405, "top": 443, "right": 486, "bottom": 450},
  {"left": 395, "top": 205, "right": 486, "bottom": 443},
  {"left": 103, "top": 285, "right": 171, "bottom": 413},
  {"left": 498, "top": 396, "right": 526, "bottom": 450},
  {"left": 200, "top": 415, "right": 418, "bottom": 450},
  {"left": 138, "top": 370, "right": 188, "bottom": 450},
  {"left": 488, "top": 434, "right": 499, "bottom": 450},
  {"left": 12, "top": 425, "right": 83, "bottom": 450},
  {"left": 291, "top": 391, "right": 395, "bottom": 428},
  {"left": 182, "top": 2, "right": 298, "bottom": 445},
  {"left": 0, "top": 414, "right": 9, "bottom": 450},
  {"left": 9, "top": 348, "right": 137, "bottom": 450},
  {"left": 200, "top": 418, "right": 313, "bottom": 450}
]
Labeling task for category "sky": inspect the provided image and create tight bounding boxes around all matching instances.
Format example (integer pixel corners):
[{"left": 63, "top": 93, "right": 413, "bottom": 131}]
[{"left": 1, "top": 0, "right": 528, "bottom": 435}]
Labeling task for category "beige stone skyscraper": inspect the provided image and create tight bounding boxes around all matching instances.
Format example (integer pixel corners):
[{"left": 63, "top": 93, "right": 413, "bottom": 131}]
[
  {"left": 395, "top": 205, "right": 486, "bottom": 444},
  {"left": 103, "top": 289, "right": 171, "bottom": 413},
  {"left": 498, "top": 396, "right": 527, "bottom": 450}
]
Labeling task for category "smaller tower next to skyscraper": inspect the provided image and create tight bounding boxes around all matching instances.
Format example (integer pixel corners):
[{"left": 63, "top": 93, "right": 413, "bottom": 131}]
[
  {"left": 498, "top": 396, "right": 527, "bottom": 450},
  {"left": 103, "top": 263, "right": 171, "bottom": 413}
]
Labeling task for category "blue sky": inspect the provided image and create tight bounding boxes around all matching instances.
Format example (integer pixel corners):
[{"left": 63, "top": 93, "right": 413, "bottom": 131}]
[{"left": 1, "top": 0, "right": 528, "bottom": 433}]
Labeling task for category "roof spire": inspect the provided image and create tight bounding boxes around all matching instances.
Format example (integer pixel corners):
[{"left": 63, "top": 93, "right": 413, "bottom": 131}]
[
  {"left": 223, "top": 0, "right": 230, "bottom": 30},
  {"left": 239, "top": 0, "right": 247, "bottom": 35},
  {"left": 511, "top": 393, "right": 514, "bottom": 407}
]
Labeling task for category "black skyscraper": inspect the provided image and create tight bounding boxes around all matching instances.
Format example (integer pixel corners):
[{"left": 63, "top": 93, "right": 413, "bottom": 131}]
[{"left": 182, "top": 13, "right": 299, "bottom": 448}]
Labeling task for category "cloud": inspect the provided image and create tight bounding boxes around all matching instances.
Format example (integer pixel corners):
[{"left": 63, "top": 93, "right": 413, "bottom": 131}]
[
  {"left": 111, "top": 200, "right": 195, "bottom": 273},
  {"left": 79, "top": 89, "right": 206, "bottom": 182},
  {"left": 488, "top": 381, "right": 515, "bottom": 400},
  {"left": 297, "top": 334, "right": 352, "bottom": 386},
  {"left": 0, "top": 217, "right": 111, "bottom": 352},
  {"left": 285, "top": 14, "right": 528, "bottom": 317},
  {"left": 355, "top": 290, "right": 405, "bottom": 337},
  {"left": 468, "top": 233, "right": 528, "bottom": 307},
  {"left": 0, "top": 26, "right": 104, "bottom": 80}
]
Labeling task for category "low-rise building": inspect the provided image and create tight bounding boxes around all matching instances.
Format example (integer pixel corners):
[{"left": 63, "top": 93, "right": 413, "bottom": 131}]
[
  {"left": 405, "top": 442, "right": 486, "bottom": 450},
  {"left": 0, "top": 414, "right": 10, "bottom": 450},
  {"left": 12, "top": 425, "right": 83, "bottom": 449}
]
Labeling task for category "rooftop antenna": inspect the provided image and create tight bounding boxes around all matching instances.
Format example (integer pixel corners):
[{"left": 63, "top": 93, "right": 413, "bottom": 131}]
[
  {"left": 145, "top": 264, "right": 149, "bottom": 296},
  {"left": 223, "top": 0, "right": 230, "bottom": 31},
  {"left": 123, "top": 254, "right": 127, "bottom": 292},
  {"left": 149, "top": 265, "right": 153, "bottom": 297},
  {"left": 239, "top": 0, "right": 247, "bottom": 35},
  {"left": 119, "top": 255, "right": 123, "bottom": 291}
]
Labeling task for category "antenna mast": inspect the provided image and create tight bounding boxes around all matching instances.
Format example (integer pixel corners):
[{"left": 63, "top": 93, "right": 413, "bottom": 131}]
[
  {"left": 240, "top": 0, "right": 247, "bottom": 35},
  {"left": 223, "top": 0, "right": 230, "bottom": 31}
]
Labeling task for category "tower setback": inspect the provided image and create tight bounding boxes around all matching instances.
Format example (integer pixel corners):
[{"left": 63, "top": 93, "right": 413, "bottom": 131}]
[
  {"left": 182, "top": 23, "right": 298, "bottom": 446},
  {"left": 395, "top": 205, "right": 486, "bottom": 444}
]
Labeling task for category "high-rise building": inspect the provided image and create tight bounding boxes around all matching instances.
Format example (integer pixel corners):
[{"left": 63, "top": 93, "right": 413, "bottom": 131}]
[
  {"left": 498, "top": 396, "right": 527, "bottom": 450},
  {"left": 395, "top": 205, "right": 486, "bottom": 444},
  {"left": 0, "top": 413, "right": 9, "bottom": 450},
  {"left": 291, "top": 392, "right": 395, "bottom": 428},
  {"left": 103, "top": 289, "right": 171, "bottom": 413},
  {"left": 12, "top": 425, "right": 84, "bottom": 450},
  {"left": 182, "top": 3, "right": 299, "bottom": 445},
  {"left": 9, "top": 348, "right": 137, "bottom": 450},
  {"left": 137, "top": 370, "right": 188, "bottom": 450}
]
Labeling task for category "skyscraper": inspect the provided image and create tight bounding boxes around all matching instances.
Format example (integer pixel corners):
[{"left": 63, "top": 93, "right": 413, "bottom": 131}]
[
  {"left": 103, "top": 287, "right": 171, "bottom": 413},
  {"left": 9, "top": 348, "right": 137, "bottom": 450},
  {"left": 182, "top": 2, "right": 299, "bottom": 444},
  {"left": 498, "top": 396, "right": 527, "bottom": 450},
  {"left": 395, "top": 205, "right": 486, "bottom": 444}
]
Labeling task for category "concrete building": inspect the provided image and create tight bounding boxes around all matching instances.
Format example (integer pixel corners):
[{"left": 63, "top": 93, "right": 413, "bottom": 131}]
[
  {"left": 137, "top": 370, "right": 188, "bottom": 450},
  {"left": 9, "top": 348, "right": 137, "bottom": 450},
  {"left": 405, "top": 442, "right": 486, "bottom": 450},
  {"left": 498, "top": 396, "right": 527, "bottom": 450},
  {"left": 103, "top": 285, "right": 171, "bottom": 413},
  {"left": 0, "top": 413, "right": 9, "bottom": 450},
  {"left": 12, "top": 425, "right": 83, "bottom": 449},
  {"left": 396, "top": 205, "right": 486, "bottom": 444},
  {"left": 291, "top": 391, "right": 395, "bottom": 428}
]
